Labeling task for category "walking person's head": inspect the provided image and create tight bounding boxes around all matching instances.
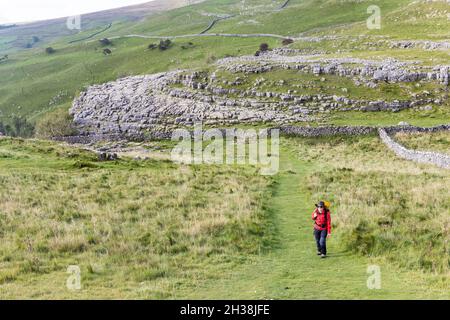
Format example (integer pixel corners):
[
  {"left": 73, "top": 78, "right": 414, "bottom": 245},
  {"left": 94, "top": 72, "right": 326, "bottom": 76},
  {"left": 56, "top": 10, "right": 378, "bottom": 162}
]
[{"left": 316, "top": 201, "right": 325, "bottom": 213}]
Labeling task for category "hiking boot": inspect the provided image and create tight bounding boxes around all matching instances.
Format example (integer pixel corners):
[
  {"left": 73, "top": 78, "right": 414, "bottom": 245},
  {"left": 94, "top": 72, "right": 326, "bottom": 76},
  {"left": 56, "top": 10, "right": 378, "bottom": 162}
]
[{"left": 321, "top": 254, "right": 326, "bottom": 259}]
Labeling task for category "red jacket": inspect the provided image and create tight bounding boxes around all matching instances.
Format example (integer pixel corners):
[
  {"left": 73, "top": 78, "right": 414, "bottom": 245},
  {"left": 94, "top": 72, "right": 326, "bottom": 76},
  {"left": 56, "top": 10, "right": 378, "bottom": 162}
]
[{"left": 312, "top": 208, "right": 331, "bottom": 234}]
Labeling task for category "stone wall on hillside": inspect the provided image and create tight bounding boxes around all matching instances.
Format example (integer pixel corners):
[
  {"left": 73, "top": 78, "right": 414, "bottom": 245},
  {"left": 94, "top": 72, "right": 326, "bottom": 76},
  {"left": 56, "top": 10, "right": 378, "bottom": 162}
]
[{"left": 378, "top": 128, "right": 450, "bottom": 169}]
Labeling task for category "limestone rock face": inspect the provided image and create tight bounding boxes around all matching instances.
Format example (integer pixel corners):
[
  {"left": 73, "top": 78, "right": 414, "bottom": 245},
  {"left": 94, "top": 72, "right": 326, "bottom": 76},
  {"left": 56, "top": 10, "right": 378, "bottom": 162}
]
[
  {"left": 69, "top": 48, "right": 448, "bottom": 140},
  {"left": 70, "top": 70, "right": 315, "bottom": 138}
]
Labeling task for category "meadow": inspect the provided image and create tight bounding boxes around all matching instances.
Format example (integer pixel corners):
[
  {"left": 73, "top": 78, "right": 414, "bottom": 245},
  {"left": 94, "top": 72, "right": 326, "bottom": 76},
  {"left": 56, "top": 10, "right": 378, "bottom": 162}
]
[
  {"left": 0, "top": 137, "right": 272, "bottom": 298},
  {"left": 0, "top": 134, "right": 449, "bottom": 299},
  {"left": 0, "top": 0, "right": 449, "bottom": 299},
  {"left": 394, "top": 131, "right": 450, "bottom": 155},
  {"left": 1, "top": 0, "right": 449, "bottom": 129}
]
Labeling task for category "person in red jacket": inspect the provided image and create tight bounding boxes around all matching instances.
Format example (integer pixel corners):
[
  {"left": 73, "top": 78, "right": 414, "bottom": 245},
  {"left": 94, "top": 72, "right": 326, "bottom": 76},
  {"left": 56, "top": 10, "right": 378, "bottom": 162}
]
[{"left": 312, "top": 201, "right": 331, "bottom": 258}]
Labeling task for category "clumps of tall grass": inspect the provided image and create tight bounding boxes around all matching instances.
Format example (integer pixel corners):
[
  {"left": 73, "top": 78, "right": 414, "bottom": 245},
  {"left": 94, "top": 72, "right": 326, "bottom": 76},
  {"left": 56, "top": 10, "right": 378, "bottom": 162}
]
[
  {"left": 289, "top": 135, "right": 450, "bottom": 274},
  {"left": 0, "top": 138, "right": 272, "bottom": 297},
  {"left": 394, "top": 131, "right": 450, "bottom": 155}
]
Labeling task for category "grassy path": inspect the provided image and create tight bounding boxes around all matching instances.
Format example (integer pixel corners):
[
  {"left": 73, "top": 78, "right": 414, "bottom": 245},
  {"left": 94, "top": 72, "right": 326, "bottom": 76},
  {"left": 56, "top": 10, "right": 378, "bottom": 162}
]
[{"left": 178, "top": 140, "right": 449, "bottom": 299}]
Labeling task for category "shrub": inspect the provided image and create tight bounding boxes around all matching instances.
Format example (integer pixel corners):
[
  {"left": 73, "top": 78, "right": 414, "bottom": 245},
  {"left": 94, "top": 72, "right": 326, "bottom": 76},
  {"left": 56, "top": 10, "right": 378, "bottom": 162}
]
[
  {"left": 282, "top": 38, "right": 294, "bottom": 46},
  {"left": 158, "top": 39, "right": 172, "bottom": 51},
  {"left": 148, "top": 43, "right": 157, "bottom": 50},
  {"left": 45, "top": 47, "right": 55, "bottom": 54},
  {"left": 259, "top": 43, "right": 269, "bottom": 52},
  {"left": 99, "top": 38, "right": 111, "bottom": 46},
  {"left": 206, "top": 54, "right": 217, "bottom": 64},
  {"left": 6, "top": 116, "right": 35, "bottom": 138},
  {"left": 35, "top": 109, "right": 77, "bottom": 139},
  {"left": 181, "top": 42, "right": 195, "bottom": 49}
]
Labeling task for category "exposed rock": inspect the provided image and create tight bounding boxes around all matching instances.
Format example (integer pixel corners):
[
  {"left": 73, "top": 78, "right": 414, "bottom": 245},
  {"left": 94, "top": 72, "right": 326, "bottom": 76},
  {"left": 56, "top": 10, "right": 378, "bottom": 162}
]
[{"left": 70, "top": 71, "right": 316, "bottom": 138}]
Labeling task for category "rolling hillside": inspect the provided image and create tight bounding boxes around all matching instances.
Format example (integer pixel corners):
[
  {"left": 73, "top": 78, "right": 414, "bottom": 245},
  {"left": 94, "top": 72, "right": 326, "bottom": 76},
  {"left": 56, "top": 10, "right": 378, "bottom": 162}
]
[
  {"left": 0, "top": 0, "right": 448, "bottom": 129},
  {"left": 0, "top": 0, "right": 206, "bottom": 53},
  {"left": 0, "top": 0, "right": 449, "bottom": 300}
]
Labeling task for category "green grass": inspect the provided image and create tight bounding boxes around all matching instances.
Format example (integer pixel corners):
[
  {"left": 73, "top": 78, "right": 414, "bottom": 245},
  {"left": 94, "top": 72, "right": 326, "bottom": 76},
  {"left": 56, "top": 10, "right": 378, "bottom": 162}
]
[
  {"left": 1, "top": 136, "right": 449, "bottom": 299},
  {"left": 294, "top": 135, "right": 450, "bottom": 275},
  {"left": 0, "top": 0, "right": 449, "bottom": 128},
  {"left": 174, "top": 138, "right": 450, "bottom": 299},
  {"left": 394, "top": 131, "right": 450, "bottom": 155},
  {"left": 327, "top": 105, "right": 450, "bottom": 127},
  {"left": 0, "top": 137, "right": 272, "bottom": 298}
]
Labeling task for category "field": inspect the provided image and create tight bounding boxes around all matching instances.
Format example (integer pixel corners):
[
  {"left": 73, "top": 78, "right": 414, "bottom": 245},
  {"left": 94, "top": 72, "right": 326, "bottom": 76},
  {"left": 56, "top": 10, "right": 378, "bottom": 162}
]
[
  {"left": 0, "top": 0, "right": 449, "bottom": 127},
  {"left": 0, "top": 135, "right": 449, "bottom": 299},
  {"left": 0, "top": 0, "right": 449, "bottom": 300},
  {"left": 0, "top": 137, "right": 272, "bottom": 298},
  {"left": 394, "top": 131, "right": 450, "bottom": 155}
]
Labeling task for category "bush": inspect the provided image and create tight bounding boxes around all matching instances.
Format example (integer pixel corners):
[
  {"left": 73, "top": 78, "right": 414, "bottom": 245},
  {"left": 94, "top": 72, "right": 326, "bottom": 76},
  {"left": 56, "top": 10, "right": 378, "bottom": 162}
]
[
  {"left": 45, "top": 47, "right": 55, "bottom": 54},
  {"left": 35, "top": 109, "right": 77, "bottom": 139},
  {"left": 206, "top": 54, "right": 217, "bottom": 64},
  {"left": 259, "top": 43, "right": 269, "bottom": 52},
  {"left": 158, "top": 39, "right": 172, "bottom": 51},
  {"left": 181, "top": 42, "right": 195, "bottom": 50},
  {"left": 99, "top": 38, "right": 111, "bottom": 46},
  {"left": 3, "top": 116, "right": 35, "bottom": 138},
  {"left": 282, "top": 38, "right": 294, "bottom": 46}
]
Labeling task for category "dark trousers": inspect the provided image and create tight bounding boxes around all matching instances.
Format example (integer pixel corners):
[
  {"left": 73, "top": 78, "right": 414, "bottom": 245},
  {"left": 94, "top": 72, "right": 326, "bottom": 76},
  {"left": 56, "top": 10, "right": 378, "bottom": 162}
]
[{"left": 314, "top": 229, "right": 328, "bottom": 255}]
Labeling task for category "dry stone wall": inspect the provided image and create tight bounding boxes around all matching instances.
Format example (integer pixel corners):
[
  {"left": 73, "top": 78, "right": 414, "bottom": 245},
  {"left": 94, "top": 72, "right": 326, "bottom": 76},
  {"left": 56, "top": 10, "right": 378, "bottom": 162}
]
[{"left": 379, "top": 128, "right": 450, "bottom": 169}]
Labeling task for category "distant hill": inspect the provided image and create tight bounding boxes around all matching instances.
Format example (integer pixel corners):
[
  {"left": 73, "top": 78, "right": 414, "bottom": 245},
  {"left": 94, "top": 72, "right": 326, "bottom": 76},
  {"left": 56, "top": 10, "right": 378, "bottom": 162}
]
[{"left": 0, "top": 0, "right": 205, "bottom": 52}]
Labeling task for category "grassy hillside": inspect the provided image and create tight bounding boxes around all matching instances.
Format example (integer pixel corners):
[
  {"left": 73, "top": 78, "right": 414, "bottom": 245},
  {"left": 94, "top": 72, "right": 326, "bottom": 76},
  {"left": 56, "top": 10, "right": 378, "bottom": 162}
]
[
  {"left": 0, "top": 0, "right": 207, "bottom": 54},
  {"left": 395, "top": 131, "right": 450, "bottom": 155},
  {"left": 0, "top": 0, "right": 449, "bottom": 299},
  {"left": 0, "top": 0, "right": 448, "bottom": 130},
  {"left": 1, "top": 136, "right": 449, "bottom": 298},
  {"left": 0, "top": 137, "right": 272, "bottom": 298},
  {"left": 296, "top": 135, "right": 450, "bottom": 274}
]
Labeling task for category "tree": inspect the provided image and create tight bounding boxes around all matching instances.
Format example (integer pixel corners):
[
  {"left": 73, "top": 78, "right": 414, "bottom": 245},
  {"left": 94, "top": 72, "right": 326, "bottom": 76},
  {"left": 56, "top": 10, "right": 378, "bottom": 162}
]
[
  {"left": 0, "top": 121, "right": 5, "bottom": 135},
  {"left": 35, "top": 109, "right": 76, "bottom": 139},
  {"left": 32, "top": 36, "right": 40, "bottom": 43},
  {"left": 10, "top": 116, "right": 34, "bottom": 137},
  {"left": 259, "top": 43, "right": 269, "bottom": 52},
  {"left": 45, "top": 47, "right": 56, "bottom": 54}
]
